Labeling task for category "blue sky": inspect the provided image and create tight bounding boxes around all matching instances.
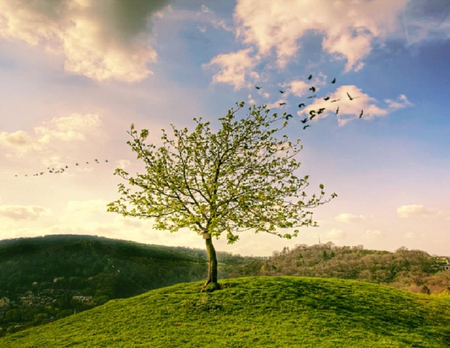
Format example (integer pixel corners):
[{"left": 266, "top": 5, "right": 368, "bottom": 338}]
[{"left": 0, "top": 0, "right": 449, "bottom": 256}]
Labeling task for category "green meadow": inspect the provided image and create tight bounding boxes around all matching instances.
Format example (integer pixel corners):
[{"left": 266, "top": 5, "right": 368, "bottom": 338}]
[{"left": 1, "top": 276, "right": 449, "bottom": 347}]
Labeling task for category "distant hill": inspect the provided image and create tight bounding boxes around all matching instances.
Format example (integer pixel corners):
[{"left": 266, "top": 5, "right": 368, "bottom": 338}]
[
  {"left": 228, "top": 243, "right": 450, "bottom": 295},
  {"left": 0, "top": 234, "right": 259, "bottom": 335},
  {"left": 1, "top": 276, "right": 449, "bottom": 347}
]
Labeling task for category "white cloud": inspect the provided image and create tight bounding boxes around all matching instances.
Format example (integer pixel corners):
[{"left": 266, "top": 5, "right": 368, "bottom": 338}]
[
  {"left": 365, "top": 229, "right": 384, "bottom": 238},
  {"left": 233, "top": 0, "right": 408, "bottom": 71},
  {"left": 289, "top": 80, "right": 310, "bottom": 98},
  {"left": 397, "top": 204, "right": 447, "bottom": 219},
  {"left": 0, "top": 204, "right": 50, "bottom": 221},
  {"left": 385, "top": 94, "right": 413, "bottom": 111},
  {"left": 335, "top": 213, "right": 366, "bottom": 223},
  {"left": 204, "top": 48, "right": 259, "bottom": 90},
  {"left": 0, "top": 113, "right": 104, "bottom": 157},
  {"left": 0, "top": 0, "right": 171, "bottom": 82}
]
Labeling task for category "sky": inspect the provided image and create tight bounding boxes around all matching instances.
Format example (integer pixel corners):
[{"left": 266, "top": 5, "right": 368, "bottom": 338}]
[{"left": 0, "top": 0, "right": 449, "bottom": 257}]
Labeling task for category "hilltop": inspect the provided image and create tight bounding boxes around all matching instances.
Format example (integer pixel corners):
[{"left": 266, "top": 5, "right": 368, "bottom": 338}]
[{"left": 1, "top": 276, "right": 449, "bottom": 347}]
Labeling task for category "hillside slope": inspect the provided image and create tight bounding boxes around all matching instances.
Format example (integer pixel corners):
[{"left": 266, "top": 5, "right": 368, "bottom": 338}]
[
  {"left": 0, "top": 235, "right": 257, "bottom": 335},
  {"left": 2, "top": 277, "right": 449, "bottom": 347}
]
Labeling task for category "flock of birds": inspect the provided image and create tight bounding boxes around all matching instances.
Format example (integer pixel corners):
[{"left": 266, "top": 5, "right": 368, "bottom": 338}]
[
  {"left": 15, "top": 159, "right": 109, "bottom": 178},
  {"left": 14, "top": 75, "right": 364, "bottom": 177},
  {"left": 255, "top": 74, "right": 364, "bottom": 130}
]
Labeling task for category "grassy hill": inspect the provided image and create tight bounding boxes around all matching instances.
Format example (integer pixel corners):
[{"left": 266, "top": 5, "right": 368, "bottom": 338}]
[
  {"left": 1, "top": 276, "right": 449, "bottom": 347},
  {"left": 0, "top": 235, "right": 258, "bottom": 334}
]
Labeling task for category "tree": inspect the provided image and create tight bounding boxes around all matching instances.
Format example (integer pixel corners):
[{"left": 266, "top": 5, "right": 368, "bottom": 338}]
[{"left": 107, "top": 102, "right": 336, "bottom": 290}]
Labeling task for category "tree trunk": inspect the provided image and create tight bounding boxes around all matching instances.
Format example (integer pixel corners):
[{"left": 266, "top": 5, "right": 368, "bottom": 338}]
[{"left": 202, "top": 232, "right": 220, "bottom": 290}]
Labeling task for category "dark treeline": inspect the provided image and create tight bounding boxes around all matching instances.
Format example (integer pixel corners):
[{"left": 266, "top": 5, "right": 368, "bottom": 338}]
[
  {"left": 0, "top": 235, "right": 258, "bottom": 335},
  {"left": 225, "top": 242, "right": 450, "bottom": 295}
]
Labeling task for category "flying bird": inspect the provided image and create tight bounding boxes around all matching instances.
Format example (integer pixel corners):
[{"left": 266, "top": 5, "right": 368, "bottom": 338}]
[
  {"left": 347, "top": 92, "right": 359, "bottom": 101},
  {"left": 323, "top": 97, "right": 330, "bottom": 101},
  {"left": 308, "top": 74, "right": 312, "bottom": 80},
  {"left": 307, "top": 95, "right": 316, "bottom": 99},
  {"left": 303, "top": 125, "right": 310, "bottom": 130},
  {"left": 279, "top": 102, "right": 286, "bottom": 106},
  {"left": 331, "top": 78, "right": 336, "bottom": 84},
  {"left": 335, "top": 107, "right": 339, "bottom": 115},
  {"left": 309, "top": 110, "right": 316, "bottom": 117},
  {"left": 255, "top": 86, "right": 261, "bottom": 89},
  {"left": 279, "top": 90, "right": 285, "bottom": 94},
  {"left": 330, "top": 99, "right": 340, "bottom": 103},
  {"left": 285, "top": 114, "right": 293, "bottom": 120},
  {"left": 359, "top": 110, "right": 364, "bottom": 118},
  {"left": 298, "top": 103, "right": 305, "bottom": 108},
  {"left": 317, "top": 108, "right": 326, "bottom": 114},
  {"left": 301, "top": 118, "right": 308, "bottom": 124}
]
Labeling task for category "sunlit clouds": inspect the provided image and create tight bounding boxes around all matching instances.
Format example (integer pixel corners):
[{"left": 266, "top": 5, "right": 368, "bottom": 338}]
[
  {"left": 335, "top": 213, "right": 367, "bottom": 223},
  {"left": 232, "top": 0, "right": 407, "bottom": 71},
  {"left": 397, "top": 204, "right": 448, "bottom": 219},
  {"left": 0, "top": 203, "right": 50, "bottom": 221},
  {"left": 0, "top": 0, "right": 171, "bottom": 82},
  {"left": 0, "top": 113, "right": 104, "bottom": 158},
  {"left": 205, "top": 48, "right": 259, "bottom": 90}
]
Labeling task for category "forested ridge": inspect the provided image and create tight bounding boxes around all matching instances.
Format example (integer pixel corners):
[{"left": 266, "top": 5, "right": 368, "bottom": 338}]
[{"left": 228, "top": 242, "right": 450, "bottom": 295}]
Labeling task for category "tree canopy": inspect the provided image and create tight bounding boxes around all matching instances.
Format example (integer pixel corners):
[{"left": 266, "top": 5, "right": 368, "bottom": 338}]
[{"left": 108, "top": 102, "right": 336, "bottom": 289}]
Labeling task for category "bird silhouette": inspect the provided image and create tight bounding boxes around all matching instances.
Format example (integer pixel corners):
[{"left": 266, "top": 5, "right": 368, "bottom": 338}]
[
  {"left": 330, "top": 99, "right": 340, "bottom": 103},
  {"left": 347, "top": 92, "right": 359, "bottom": 101},
  {"left": 285, "top": 114, "right": 293, "bottom": 120},
  {"left": 309, "top": 110, "right": 316, "bottom": 117},
  {"left": 331, "top": 78, "right": 336, "bottom": 84},
  {"left": 279, "top": 90, "right": 285, "bottom": 94},
  {"left": 323, "top": 97, "right": 330, "bottom": 101},
  {"left": 303, "top": 125, "right": 310, "bottom": 130},
  {"left": 359, "top": 110, "right": 364, "bottom": 118},
  {"left": 309, "top": 86, "right": 316, "bottom": 93},
  {"left": 308, "top": 74, "right": 312, "bottom": 80},
  {"left": 298, "top": 103, "right": 306, "bottom": 108},
  {"left": 335, "top": 107, "right": 339, "bottom": 115},
  {"left": 301, "top": 118, "right": 308, "bottom": 123},
  {"left": 317, "top": 108, "right": 326, "bottom": 114},
  {"left": 307, "top": 95, "right": 316, "bottom": 99},
  {"left": 279, "top": 102, "right": 286, "bottom": 106},
  {"left": 255, "top": 86, "right": 261, "bottom": 89}
]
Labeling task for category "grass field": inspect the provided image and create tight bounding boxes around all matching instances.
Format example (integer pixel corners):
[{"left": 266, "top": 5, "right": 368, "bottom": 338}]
[{"left": 2, "top": 276, "right": 450, "bottom": 347}]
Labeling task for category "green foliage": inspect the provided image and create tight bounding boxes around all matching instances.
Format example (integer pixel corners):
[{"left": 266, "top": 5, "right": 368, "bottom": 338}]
[
  {"left": 108, "top": 102, "right": 335, "bottom": 242},
  {"left": 1, "top": 277, "right": 449, "bottom": 347}
]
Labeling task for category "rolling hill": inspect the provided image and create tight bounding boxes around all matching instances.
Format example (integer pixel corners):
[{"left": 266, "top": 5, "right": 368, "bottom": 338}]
[
  {"left": 1, "top": 276, "right": 449, "bottom": 347},
  {"left": 0, "top": 234, "right": 259, "bottom": 335}
]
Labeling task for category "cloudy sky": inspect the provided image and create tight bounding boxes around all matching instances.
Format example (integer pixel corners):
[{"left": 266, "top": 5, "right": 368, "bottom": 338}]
[{"left": 1, "top": 0, "right": 449, "bottom": 257}]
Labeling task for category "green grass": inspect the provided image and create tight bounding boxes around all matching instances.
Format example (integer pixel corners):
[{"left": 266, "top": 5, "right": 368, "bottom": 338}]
[{"left": 2, "top": 276, "right": 450, "bottom": 347}]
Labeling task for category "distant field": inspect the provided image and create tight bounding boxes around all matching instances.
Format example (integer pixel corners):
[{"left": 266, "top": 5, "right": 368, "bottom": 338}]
[{"left": 1, "top": 276, "right": 449, "bottom": 347}]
